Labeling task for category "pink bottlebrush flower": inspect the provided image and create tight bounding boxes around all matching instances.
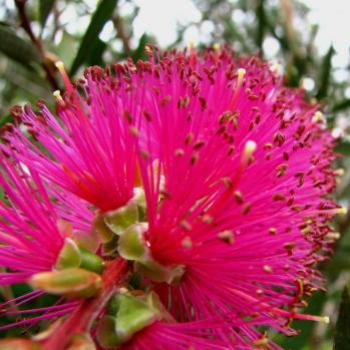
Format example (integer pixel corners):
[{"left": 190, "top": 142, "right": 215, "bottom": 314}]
[
  {"left": 0, "top": 150, "right": 94, "bottom": 329},
  {"left": 120, "top": 319, "right": 228, "bottom": 350},
  {"left": 0, "top": 47, "right": 339, "bottom": 348},
  {"left": 127, "top": 48, "right": 339, "bottom": 347},
  {"left": 7, "top": 63, "right": 139, "bottom": 212},
  {"left": 0, "top": 149, "right": 94, "bottom": 284},
  {"left": 0, "top": 155, "right": 64, "bottom": 284}
]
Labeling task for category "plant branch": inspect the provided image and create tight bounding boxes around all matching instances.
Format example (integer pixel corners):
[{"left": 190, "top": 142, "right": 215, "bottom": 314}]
[
  {"left": 112, "top": 14, "right": 132, "bottom": 56},
  {"left": 42, "top": 258, "right": 128, "bottom": 350},
  {"left": 14, "top": 0, "right": 58, "bottom": 89}
]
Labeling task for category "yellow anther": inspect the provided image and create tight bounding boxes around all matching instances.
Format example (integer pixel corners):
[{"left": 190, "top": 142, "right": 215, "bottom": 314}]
[
  {"left": 320, "top": 316, "right": 330, "bottom": 324},
  {"left": 55, "top": 60, "right": 74, "bottom": 93},
  {"left": 181, "top": 236, "right": 193, "bottom": 249},
  {"left": 53, "top": 90, "right": 61, "bottom": 98},
  {"left": 262, "top": 265, "right": 273, "bottom": 273},
  {"left": 312, "top": 111, "right": 324, "bottom": 123},
  {"left": 213, "top": 43, "right": 221, "bottom": 51},
  {"left": 240, "top": 140, "right": 257, "bottom": 166},
  {"left": 337, "top": 207, "right": 347, "bottom": 215},
  {"left": 268, "top": 227, "right": 277, "bottom": 235},
  {"left": 326, "top": 232, "right": 340, "bottom": 240},
  {"left": 335, "top": 168, "right": 345, "bottom": 177},
  {"left": 270, "top": 62, "right": 282, "bottom": 74},
  {"left": 217, "top": 230, "right": 235, "bottom": 244},
  {"left": 236, "top": 68, "right": 246, "bottom": 86},
  {"left": 53, "top": 90, "right": 65, "bottom": 105},
  {"left": 243, "top": 140, "right": 257, "bottom": 159},
  {"left": 55, "top": 60, "right": 66, "bottom": 74},
  {"left": 188, "top": 40, "right": 196, "bottom": 50}
]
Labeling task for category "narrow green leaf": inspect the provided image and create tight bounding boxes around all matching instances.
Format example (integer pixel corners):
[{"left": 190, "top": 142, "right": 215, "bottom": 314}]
[
  {"left": 39, "top": 0, "right": 56, "bottom": 27},
  {"left": 334, "top": 287, "right": 350, "bottom": 349},
  {"left": 277, "top": 291, "right": 326, "bottom": 349},
  {"left": 0, "top": 114, "right": 12, "bottom": 128},
  {"left": 334, "top": 140, "right": 350, "bottom": 155},
  {"left": 131, "top": 33, "right": 148, "bottom": 62},
  {"left": 86, "top": 38, "right": 107, "bottom": 66},
  {"left": 332, "top": 99, "right": 350, "bottom": 113},
  {"left": 70, "top": 0, "right": 118, "bottom": 75},
  {"left": 0, "top": 25, "right": 40, "bottom": 67},
  {"left": 255, "top": 0, "right": 266, "bottom": 51},
  {"left": 316, "top": 45, "right": 335, "bottom": 100}
]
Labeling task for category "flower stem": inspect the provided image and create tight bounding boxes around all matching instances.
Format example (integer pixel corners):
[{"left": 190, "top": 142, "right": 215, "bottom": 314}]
[{"left": 42, "top": 258, "right": 128, "bottom": 350}]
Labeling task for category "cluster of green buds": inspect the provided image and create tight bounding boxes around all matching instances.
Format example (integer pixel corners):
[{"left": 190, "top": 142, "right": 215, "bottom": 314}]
[
  {"left": 97, "top": 291, "right": 172, "bottom": 348},
  {"left": 95, "top": 187, "right": 185, "bottom": 284},
  {"left": 30, "top": 236, "right": 104, "bottom": 299},
  {"left": 28, "top": 189, "right": 146, "bottom": 299},
  {"left": 25, "top": 187, "right": 185, "bottom": 348}
]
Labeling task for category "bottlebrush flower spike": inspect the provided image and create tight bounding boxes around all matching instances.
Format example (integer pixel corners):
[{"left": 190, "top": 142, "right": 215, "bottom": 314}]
[
  {"left": 0, "top": 47, "right": 340, "bottom": 349},
  {"left": 119, "top": 319, "right": 228, "bottom": 350},
  {"left": 97, "top": 292, "right": 227, "bottom": 349},
  {"left": 0, "top": 150, "right": 96, "bottom": 329},
  {"left": 125, "top": 47, "right": 339, "bottom": 347},
  {"left": 6, "top": 62, "right": 139, "bottom": 212},
  {"left": 0, "top": 155, "right": 65, "bottom": 284},
  {"left": 0, "top": 148, "right": 95, "bottom": 283}
]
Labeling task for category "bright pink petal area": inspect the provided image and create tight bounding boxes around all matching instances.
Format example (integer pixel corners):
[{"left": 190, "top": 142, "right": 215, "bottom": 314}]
[
  {"left": 0, "top": 156, "right": 64, "bottom": 284},
  {"left": 0, "top": 300, "right": 77, "bottom": 331},
  {"left": 0, "top": 48, "right": 338, "bottom": 348},
  {"left": 7, "top": 66, "right": 140, "bottom": 212},
  {"left": 49, "top": 184, "right": 94, "bottom": 234},
  {"left": 0, "top": 148, "right": 94, "bottom": 284},
  {"left": 0, "top": 152, "right": 94, "bottom": 329},
  {"left": 121, "top": 319, "right": 233, "bottom": 350},
  {"left": 129, "top": 49, "right": 337, "bottom": 344}
]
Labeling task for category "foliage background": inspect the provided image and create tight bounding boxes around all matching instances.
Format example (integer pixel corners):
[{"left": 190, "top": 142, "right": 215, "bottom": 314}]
[{"left": 0, "top": 0, "right": 350, "bottom": 349}]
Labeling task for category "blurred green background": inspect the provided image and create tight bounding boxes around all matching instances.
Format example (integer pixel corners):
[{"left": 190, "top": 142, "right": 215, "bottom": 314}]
[{"left": 0, "top": 0, "right": 350, "bottom": 349}]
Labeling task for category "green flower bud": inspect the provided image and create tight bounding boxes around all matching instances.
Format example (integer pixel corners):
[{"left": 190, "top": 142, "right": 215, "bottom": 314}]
[
  {"left": 55, "top": 238, "right": 81, "bottom": 270},
  {"left": 136, "top": 261, "right": 185, "bottom": 284},
  {"left": 0, "top": 339, "right": 41, "bottom": 350},
  {"left": 115, "top": 293, "right": 158, "bottom": 343},
  {"left": 116, "top": 222, "right": 185, "bottom": 284},
  {"left": 104, "top": 200, "right": 139, "bottom": 236},
  {"left": 67, "top": 333, "right": 96, "bottom": 350},
  {"left": 93, "top": 213, "right": 115, "bottom": 244},
  {"left": 79, "top": 248, "right": 104, "bottom": 274},
  {"left": 96, "top": 315, "right": 121, "bottom": 348},
  {"left": 30, "top": 268, "right": 102, "bottom": 298},
  {"left": 117, "top": 223, "right": 147, "bottom": 260},
  {"left": 102, "top": 236, "right": 119, "bottom": 257},
  {"left": 99, "top": 292, "right": 173, "bottom": 348},
  {"left": 72, "top": 229, "right": 100, "bottom": 252}
]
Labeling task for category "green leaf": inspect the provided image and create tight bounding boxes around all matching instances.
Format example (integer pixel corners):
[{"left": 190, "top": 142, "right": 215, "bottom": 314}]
[
  {"left": 316, "top": 45, "right": 335, "bottom": 100},
  {"left": 0, "top": 25, "right": 40, "bottom": 67},
  {"left": 86, "top": 38, "right": 107, "bottom": 66},
  {"left": 334, "top": 140, "right": 350, "bottom": 155},
  {"left": 131, "top": 33, "right": 148, "bottom": 62},
  {"left": 332, "top": 99, "right": 350, "bottom": 113},
  {"left": 39, "top": 0, "right": 56, "bottom": 27},
  {"left": 255, "top": 0, "right": 266, "bottom": 51},
  {"left": 54, "top": 32, "right": 78, "bottom": 66},
  {"left": 70, "top": 0, "right": 118, "bottom": 75},
  {"left": 277, "top": 291, "right": 326, "bottom": 349},
  {"left": 0, "top": 114, "right": 13, "bottom": 128},
  {"left": 334, "top": 287, "right": 350, "bottom": 349}
]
